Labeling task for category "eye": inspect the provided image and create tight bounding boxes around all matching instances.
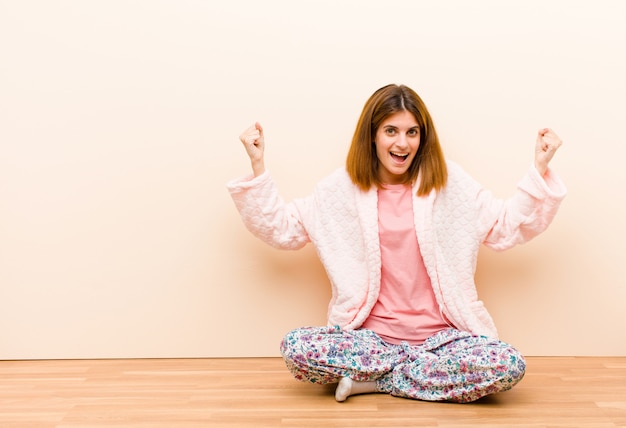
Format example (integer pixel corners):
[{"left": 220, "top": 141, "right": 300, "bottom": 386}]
[
  {"left": 408, "top": 128, "right": 419, "bottom": 137},
  {"left": 385, "top": 127, "right": 397, "bottom": 135}
]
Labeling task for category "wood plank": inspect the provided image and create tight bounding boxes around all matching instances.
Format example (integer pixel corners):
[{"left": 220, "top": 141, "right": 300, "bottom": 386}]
[{"left": 0, "top": 357, "right": 625, "bottom": 427}]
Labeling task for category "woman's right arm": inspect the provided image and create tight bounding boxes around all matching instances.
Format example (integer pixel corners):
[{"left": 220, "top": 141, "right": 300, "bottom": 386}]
[{"left": 227, "top": 123, "right": 310, "bottom": 250}]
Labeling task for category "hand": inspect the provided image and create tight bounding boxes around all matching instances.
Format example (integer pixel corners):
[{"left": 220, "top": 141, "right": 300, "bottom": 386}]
[
  {"left": 239, "top": 122, "right": 265, "bottom": 176},
  {"left": 534, "top": 128, "right": 562, "bottom": 176}
]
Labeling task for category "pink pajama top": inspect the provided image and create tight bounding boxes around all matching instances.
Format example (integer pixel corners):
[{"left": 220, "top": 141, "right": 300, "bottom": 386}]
[{"left": 361, "top": 184, "right": 450, "bottom": 345}]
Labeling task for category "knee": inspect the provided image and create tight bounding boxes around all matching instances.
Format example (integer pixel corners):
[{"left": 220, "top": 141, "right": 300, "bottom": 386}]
[
  {"left": 279, "top": 328, "right": 301, "bottom": 360},
  {"left": 509, "top": 348, "right": 526, "bottom": 383},
  {"left": 493, "top": 345, "right": 526, "bottom": 387},
  {"left": 279, "top": 326, "right": 331, "bottom": 380},
  {"left": 279, "top": 326, "right": 317, "bottom": 362}
]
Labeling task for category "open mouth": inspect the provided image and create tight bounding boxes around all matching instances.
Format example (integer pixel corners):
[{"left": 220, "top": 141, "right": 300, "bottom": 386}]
[{"left": 390, "top": 151, "right": 409, "bottom": 163}]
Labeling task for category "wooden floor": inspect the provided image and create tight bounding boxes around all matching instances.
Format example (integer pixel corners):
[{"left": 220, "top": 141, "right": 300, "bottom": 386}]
[{"left": 1, "top": 357, "right": 625, "bottom": 428}]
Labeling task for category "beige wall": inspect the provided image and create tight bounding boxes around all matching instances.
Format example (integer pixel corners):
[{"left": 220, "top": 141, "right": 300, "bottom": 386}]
[{"left": 1, "top": 0, "right": 625, "bottom": 359}]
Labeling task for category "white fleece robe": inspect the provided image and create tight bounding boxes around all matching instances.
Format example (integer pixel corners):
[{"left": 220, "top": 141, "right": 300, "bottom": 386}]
[{"left": 227, "top": 161, "right": 566, "bottom": 339}]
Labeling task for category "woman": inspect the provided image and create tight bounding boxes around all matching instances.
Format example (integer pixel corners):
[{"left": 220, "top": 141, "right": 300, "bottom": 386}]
[{"left": 227, "top": 84, "right": 566, "bottom": 403}]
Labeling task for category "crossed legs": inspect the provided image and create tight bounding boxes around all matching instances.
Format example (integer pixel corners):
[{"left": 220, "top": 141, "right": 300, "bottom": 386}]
[{"left": 280, "top": 326, "right": 525, "bottom": 403}]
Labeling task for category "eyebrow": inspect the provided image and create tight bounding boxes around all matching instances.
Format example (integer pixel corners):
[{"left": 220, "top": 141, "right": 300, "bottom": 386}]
[{"left": 382, "top": 125, "right": 420, "bottom": 130}]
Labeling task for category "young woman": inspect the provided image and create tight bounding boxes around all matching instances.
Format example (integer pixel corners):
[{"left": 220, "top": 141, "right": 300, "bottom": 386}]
[{"left": 227, "top": 84, "right": 566, "bottom": 403}]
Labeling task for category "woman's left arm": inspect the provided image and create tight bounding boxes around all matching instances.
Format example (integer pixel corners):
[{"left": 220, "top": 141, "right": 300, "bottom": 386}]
[{"left": 476, "top": 129, "right": 566, "bottom": 250}]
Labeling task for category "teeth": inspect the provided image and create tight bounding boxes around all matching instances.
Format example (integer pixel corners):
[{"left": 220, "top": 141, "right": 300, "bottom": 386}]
[{"left": 391, "top": 152, "right": 408, "bottom": 157}]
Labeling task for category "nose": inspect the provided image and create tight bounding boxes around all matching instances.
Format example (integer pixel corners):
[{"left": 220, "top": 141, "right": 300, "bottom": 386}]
[{"left": 396, "top": 133, "right": 409, "bottom": 149}]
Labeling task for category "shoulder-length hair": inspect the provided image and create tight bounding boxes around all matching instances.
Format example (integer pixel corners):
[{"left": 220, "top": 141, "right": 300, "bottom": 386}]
[{"left": 346, "top": 84, "right": 447, "bottom": 196}]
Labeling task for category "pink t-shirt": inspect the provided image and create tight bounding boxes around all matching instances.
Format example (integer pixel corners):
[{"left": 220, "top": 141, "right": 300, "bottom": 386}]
[{"left": 361, "top": 184, "right": 450, "bottom": 345}]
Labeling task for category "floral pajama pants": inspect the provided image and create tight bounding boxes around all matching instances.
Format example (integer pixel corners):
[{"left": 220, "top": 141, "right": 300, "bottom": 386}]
[{"left": 280, "top": 326, "right": 525, "bottom": 403}]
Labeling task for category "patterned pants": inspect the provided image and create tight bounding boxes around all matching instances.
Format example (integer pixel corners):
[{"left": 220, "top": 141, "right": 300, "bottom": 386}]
[{"left": 280, "top": 326, "right": 525, "bottom": 403}]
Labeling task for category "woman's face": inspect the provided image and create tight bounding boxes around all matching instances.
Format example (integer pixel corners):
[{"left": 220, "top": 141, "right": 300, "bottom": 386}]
[{"left": 374, "top": 110, "right": 421, "bottom": 185}]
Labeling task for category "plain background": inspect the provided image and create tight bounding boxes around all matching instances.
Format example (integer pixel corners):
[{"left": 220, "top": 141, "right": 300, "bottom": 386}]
[{"left": 1, "top": 0, "right": 625, "bottom": 359}]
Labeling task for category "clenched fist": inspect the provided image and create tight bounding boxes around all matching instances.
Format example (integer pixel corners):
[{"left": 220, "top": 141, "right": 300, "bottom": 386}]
[
  {"left": 239, "top": 122, "right": 266, "bottom": 177},
  {"left": 535, "top": 128, "right": 563, "bottom": 176}
]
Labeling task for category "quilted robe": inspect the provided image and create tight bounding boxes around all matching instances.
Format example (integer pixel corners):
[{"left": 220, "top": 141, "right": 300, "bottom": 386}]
[{"left": 227, "top": 161, "right": 566, "bottom": 339}]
